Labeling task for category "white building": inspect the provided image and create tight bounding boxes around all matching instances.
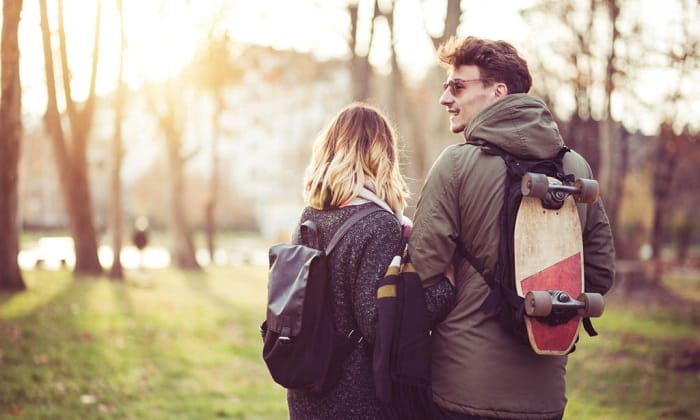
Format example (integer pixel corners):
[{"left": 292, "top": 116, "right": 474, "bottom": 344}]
[{"left": 19, "top": 45, "right": 352, "bottom": 241}]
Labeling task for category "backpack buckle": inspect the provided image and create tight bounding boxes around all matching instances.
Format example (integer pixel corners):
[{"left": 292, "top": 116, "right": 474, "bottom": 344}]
[{"left": 279, "top": 326, "right": 292, "bottom": 343}]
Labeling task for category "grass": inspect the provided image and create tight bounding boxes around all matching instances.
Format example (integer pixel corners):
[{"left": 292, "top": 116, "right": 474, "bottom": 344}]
[
  {"left": 0, "top": 266, "right": 286, "bottom": 419},
  {"left": 1, "top": 265, "right": 699, "bottom": 419},
  {"left": 564, "top": 277, "right": 700, "bottom": 420}
]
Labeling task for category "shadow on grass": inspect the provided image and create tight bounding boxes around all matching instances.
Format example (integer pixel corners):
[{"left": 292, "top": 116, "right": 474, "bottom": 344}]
[
  {"left": 0, "top": 271, "right": 125, "bottom": 417},
  {"left": 0, "top": 267, "right": 287, "bottom": 419}
]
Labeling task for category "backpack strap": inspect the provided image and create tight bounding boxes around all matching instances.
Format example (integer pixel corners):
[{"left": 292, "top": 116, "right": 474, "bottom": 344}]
[
  {"left": 470, "top": 139, "right": 571, "bottom": 177},
  {"left": 326, "top": 205, "right": 390, "bottom": 349},
  {"left": 300, "top": 220, "right": 320, "bottom": 249},
  {"left": 449, "top": 234, "right": 491, "bottom": 282},
  {"left": 325, "top": 205, "right": 386, "bottom": 255},
  {"left": 461, "top": 140, "right": 572, "bottom": 312},
  {"left": 466, "top": 140, "right": 600, "bottom": 339},
  {"left": 582, "top": 317, "right": 598, "bottom": 336}
]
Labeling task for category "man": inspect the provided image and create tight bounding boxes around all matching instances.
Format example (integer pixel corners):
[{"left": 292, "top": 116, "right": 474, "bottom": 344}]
[{"left": 408, "top": 36, "right": 615, "bottom": 419}]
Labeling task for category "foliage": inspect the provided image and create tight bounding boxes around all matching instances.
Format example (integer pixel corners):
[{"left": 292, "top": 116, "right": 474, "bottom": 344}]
[{"left": 1, "top": 266, "right": 698, "bottom": 419}]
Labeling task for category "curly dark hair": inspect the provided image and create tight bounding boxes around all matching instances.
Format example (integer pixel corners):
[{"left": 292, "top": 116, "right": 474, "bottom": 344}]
[{"left": 437, "top": 36, "right": 532, "bottom": 94}]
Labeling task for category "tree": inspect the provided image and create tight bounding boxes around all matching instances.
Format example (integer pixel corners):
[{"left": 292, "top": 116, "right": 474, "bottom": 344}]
[
  {"left": 650, "top": 123, "right": 681, "bottom": 280},
  {"left": 109, "top": 0, "right": 126, "bottom": 280},
  {"left": 343, "top": 0, "right": 466, "bottom": 193},
  {"left": 146, "top": 80, "right": 201, "bottom": 270},
  {"left": 39, "top": 0, "right": 103, "bottom": 275},
  {"left": 185, "top": 19, "right": 243, "bottom": 262},
  {"left": 597, "top": 0, "right": 625, "bottom": 235},
  {"left": 669, "top": 131, "right": 700, "bottom": 265},
  {"left": 522, "top": 0, "right": 603, "bottom": 171},
  {"left": 406, "top": 0, "right": 464, "bottom": 182},
  {"left": 347, "top": 0, "right": 379, "bottom": 102},
  {"left": 647, "top": 0, "right": 700, "bottom": 281},
  {"left": 0, "top": 0, "right": 25, "bottom": 291},
  {"left": 521, "top": 0, "right": 647, "bottom": 259},
  {"left": 423, "top": 0, "right": 461, "bottom": 50}
]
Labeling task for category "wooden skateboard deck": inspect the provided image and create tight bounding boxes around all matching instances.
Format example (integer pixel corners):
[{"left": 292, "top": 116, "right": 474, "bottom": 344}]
[{"left": 514, "top": 184, "right": 584, "bottom": 355}]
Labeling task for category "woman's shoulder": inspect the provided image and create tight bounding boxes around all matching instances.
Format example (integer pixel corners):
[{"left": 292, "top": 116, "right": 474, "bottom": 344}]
[
  {"left": 296, "top": 204, "right": 398, "bottom": 245},
  {"left": 346, "top": 205, "right": 402, "bottom": 243},
  {"left": 358, "top": 205, "right": 401, "bottom": 229},
  {"left": 302, "top": 203, "right": 397, "bottom": 225}
]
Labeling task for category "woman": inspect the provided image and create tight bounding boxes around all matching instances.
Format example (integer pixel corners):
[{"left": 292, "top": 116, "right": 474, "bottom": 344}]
[{"left": 286, "top": 103, "right": 409, "bottom": 419}]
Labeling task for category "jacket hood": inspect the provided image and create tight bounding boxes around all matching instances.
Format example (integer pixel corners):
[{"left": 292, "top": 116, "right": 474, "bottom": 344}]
[{"left": 463, "top": 94, "right": 564, "bottom": 160}]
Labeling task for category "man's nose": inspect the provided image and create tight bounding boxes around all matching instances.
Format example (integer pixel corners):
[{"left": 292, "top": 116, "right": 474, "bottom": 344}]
[{"left": 439, "top": 89, "right": 452, "bottom": 106}]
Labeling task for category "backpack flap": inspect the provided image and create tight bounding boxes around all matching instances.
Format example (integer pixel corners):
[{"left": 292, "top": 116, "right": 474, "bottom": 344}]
[{"left": 267, "top": 243, "right": 324, "bottom": 339}]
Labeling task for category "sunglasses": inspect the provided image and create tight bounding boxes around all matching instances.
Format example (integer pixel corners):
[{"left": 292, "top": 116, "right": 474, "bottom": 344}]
[{"left": 442, "top": 78, "right": 486, "bottom": 95}]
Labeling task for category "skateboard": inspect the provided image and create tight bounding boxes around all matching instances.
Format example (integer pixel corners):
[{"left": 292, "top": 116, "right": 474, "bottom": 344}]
[{"left": 514, "top": 172, "right": 605, "bottom": 355}]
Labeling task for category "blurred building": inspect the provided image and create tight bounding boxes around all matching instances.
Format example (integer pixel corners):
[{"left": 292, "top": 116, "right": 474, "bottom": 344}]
[{"left": 18, "top": 45, "right": 350, "bottom": 240}]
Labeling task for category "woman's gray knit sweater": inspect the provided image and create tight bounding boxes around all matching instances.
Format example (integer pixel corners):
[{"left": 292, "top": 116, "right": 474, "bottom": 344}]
[
  {"left": 285, "top": 202, "right": 456, "bottom": 419},
  {"left": 286, "top": 203, "right": 402, "bottom": 419}
]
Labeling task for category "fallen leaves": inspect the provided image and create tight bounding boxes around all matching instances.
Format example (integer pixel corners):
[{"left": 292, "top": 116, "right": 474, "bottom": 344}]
[
  {"left": 5, "top": 406, "right": 23, "bottom": 415},
  {"left": 4, "top": 325, "right": 22, "bottom": 343}
]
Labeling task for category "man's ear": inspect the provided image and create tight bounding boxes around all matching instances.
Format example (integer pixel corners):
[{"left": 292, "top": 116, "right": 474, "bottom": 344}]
[{"left": 495, "top": 83, "right": 508, "bottom": 97}]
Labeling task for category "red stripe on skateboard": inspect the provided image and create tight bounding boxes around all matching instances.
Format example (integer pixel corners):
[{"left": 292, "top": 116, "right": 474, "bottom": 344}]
[
  {"left": 521, "top": 252, "right": 582, "bottom": 352},
  {"left": 520, "top": 252, "right": 582, "bottom": 297}
]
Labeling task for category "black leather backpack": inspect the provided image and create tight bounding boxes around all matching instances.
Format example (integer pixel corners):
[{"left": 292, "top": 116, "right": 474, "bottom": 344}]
[{"left": 260, "top": 206, "right": 383, "bottom": 394}]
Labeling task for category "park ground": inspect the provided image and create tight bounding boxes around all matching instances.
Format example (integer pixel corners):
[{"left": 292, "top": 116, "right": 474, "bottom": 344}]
[{"left": 0, "top": 259, "right": 699, "bottom": 419}]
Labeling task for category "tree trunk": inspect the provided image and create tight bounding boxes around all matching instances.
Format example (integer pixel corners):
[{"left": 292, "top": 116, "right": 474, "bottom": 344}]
[
  {"left": 610, "top": 125, "right": 629, "bottom": 249},
  {"left": 597, "top": 118, "right": 615, "bottom": 198},
  {"left": 148, "top": 86, "right": 200, "bottom": 271},
  {"left": 0, "top": 0, "right": 25, "bottom": 291},
  {"left": 69, "top": 161, "right": 102, "bottom": 274},
  {"left": 39, "top": 0, "right": 102, "bottom": 275},
  {"left": 109, "top": 0, "right": 126, "bottom": 280},
  {"left": 165, "top": 122, "right": 199, "bottom": 270},
  {"left": 205, "top": 93, "right": 224, "bottom": 263},
  {"left": 598, "top": 0, "right": 621, "bottom": 217},
  {"left": 675, "top": 206, "right": 696, "bottom": 265},
  {"left": 347, "top": 1, "right": 376, "bottom": 101},
  {"left": 650, "top": 124, "right": 678, "bottom": 283},
  {"left": 385, "top": 0, "right": 428, "bottom": 180},
  {"left": 427, "top": 0, "right": 461, "bottom": 50}
]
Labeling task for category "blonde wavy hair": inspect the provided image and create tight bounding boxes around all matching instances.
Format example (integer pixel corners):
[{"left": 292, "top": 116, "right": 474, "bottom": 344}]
[{"left": 304, "top": 103, "right": 409, "bottom": 215}]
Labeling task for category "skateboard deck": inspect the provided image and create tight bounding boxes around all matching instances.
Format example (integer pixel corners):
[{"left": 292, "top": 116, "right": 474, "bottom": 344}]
[{"left": 514, "top": 174, "right": 603, "bottom": 355}]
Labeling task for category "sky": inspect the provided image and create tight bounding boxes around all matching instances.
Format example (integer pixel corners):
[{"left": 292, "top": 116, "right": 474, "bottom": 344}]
[
  {"left": 16, "top": 0, "right": 532, "bottom": 112},
  {"left": 14, "top": 0, "right": 696, "bottom": 133}
]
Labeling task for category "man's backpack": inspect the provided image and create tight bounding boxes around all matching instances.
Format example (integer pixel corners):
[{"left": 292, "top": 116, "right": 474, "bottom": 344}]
[
  {"left": 260, "top": 205, "right": 383, "bottom": 394},
  {"left": 458, "top": 140, "right": 597, "bottom": 348}
]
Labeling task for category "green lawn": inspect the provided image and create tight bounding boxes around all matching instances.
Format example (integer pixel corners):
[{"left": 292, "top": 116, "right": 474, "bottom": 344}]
[
  {"left": 1, "top": 266, "right": 698, "bottom": 419},
  {"left": 565, "top": 298, "right": 700, "bottom": 419},
  {"left": 0, "top": 267, "right": 287, "bottom": 419}
]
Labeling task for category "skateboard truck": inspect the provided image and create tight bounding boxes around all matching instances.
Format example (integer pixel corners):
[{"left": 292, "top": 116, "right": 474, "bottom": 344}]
[
  {"left": 524, "top": 290, "right": 605, "bottom": 325},
  {"left": 521, "top": 173, "right": 600, "bottom": 208}
]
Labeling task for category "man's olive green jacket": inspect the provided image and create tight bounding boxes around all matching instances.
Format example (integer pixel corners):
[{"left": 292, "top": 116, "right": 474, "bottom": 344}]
[{"left": 409, "top": 94, "right": 615, "bottom": 419}]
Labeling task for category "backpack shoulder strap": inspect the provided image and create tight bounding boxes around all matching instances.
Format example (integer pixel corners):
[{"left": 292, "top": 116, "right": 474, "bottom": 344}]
[
  {"left": 325, "top": 205, "right": 386, "bottom": 255},
  {"left": 300, "top": 220, "right": 320, "bottom": 249}
]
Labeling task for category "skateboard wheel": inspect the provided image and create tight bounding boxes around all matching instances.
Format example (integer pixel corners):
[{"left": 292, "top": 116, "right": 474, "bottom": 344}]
[
  {"left": 522, "top": 172, "right": 548, "bottom": 198},
  {"left": 525, "top": 291, "right": 552, "bottom": 317},
  {"left": 574, "top": 178, "right": 599, "bottom": 204},
  {"left": 577, "top": 292, "right": 605, "bottom": 317}
]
